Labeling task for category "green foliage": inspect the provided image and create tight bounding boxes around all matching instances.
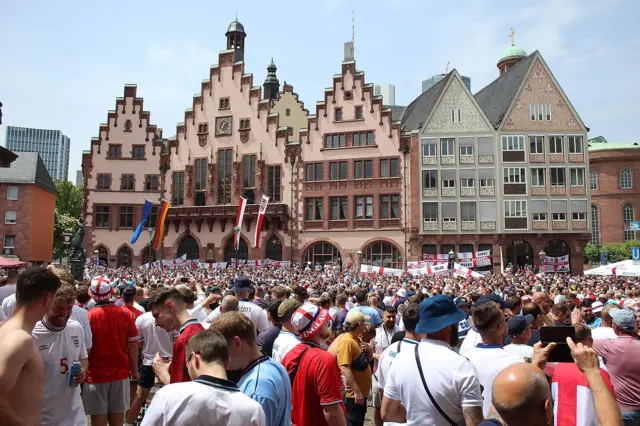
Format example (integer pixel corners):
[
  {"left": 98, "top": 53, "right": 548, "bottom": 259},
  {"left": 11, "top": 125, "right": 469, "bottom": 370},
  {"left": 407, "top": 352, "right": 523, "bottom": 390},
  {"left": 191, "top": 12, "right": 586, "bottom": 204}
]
[
  {"left": 53, "top": 212, "right": 78, "bottom": 260},
  {"left": 55, "top": 179, "right": 83, "bottom": 218},
  {"left": 583, "top": 240, "right": 640, "bottom": 264}
]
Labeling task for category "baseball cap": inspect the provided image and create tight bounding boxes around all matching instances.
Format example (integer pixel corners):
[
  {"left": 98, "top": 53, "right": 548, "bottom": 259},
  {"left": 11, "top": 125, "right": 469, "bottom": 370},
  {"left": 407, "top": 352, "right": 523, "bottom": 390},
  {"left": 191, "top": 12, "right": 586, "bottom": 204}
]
[
  {"left": 454, "top": 297, "right": 471, "bottom": 308},
  {"left": 344, "top": 310, "right": 370, "bottom": 328},
  {"left": 507, "top": 314, "right": 534, "bottom": 337},
  {"left": 291, "top": 304, "right": 331, "bottom": 340},
  {"left": 598, "top": 293, "right": 607, "bottom": 300},
  {"left": 90, "top": 276, "right": 114, "bottom": 301},
  {"left": 591, "top": 301, "right": 604, "bottom": 314},
  {"left": 415, "top": 295, "right": 466, "bottom": 334},
  {"left": 396, "top": 288, "right": 407, "bottom": 298},
  {"left": 277, "top": 299, "right": 300, "bottom": 320},
  {"left": 476, "top": 294, "right": 514, "bottom": 309},
  {"left": 609, "top": 308, "right": 637, "bottom": 333},
  {"left": 231, "top": 277, "right": 253, "bottom": 293}
]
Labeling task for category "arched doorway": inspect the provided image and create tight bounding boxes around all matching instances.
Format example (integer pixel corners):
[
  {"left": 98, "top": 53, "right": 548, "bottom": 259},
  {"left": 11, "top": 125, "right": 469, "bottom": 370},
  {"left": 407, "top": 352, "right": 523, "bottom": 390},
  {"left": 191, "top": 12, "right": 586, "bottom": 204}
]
[
  {"left": 178, "top": 235, "right": 200, "bottom": 260},
  {"left": 224, "top": 236, "right": 248, "bottom": 262},
  {"left": 544, "top": 239, "right": 570, "bottom": 258},
  {"left": 117, "top": 246, "right": 132, "bottom": 267},
  {"left": 363, "top": 241, "right": 403, "bottom": 269},
  {"left": 303, "top": 242, "right": 341, "bottom": 268},
  {"left": 95, "top": 246, "right": 109, "bottom": 266},
  {"left": 506, "top": 239, "right": 533, "bottom": 270},
  {"left": 265, "top": 235, "right": 283, "bottom": 261},
  {"left": 141, "top": 246, "right": 157, "bottom": 264}
]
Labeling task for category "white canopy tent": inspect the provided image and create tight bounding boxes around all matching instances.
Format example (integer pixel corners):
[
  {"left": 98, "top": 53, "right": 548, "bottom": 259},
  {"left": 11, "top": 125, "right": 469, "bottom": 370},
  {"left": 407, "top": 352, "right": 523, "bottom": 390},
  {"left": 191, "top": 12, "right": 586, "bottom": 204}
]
[{"left": 584, "top": 260, "right": 640, "bottom": 277}]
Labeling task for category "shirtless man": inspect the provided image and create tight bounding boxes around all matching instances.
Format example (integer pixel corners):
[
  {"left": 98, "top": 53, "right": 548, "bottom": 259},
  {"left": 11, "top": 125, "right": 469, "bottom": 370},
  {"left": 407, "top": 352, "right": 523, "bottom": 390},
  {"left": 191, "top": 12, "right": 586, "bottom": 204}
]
[{"left": 0, "top": 266, "right": 61, "bottom": 426}]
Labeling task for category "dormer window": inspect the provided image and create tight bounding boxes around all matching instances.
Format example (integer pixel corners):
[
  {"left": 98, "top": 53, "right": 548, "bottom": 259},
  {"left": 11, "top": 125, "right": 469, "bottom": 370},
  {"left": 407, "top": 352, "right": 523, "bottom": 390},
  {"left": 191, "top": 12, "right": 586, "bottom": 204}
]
[{"left": 124, "top": 119, "right": 133, "bottom": 132}]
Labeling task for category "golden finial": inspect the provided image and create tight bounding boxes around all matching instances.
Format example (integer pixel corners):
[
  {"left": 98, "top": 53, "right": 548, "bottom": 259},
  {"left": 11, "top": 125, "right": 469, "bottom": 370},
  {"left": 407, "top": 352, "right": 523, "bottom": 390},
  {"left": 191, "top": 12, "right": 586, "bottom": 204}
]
[{"left": 509, "top": 28, "right": 516, "bottom": 46}]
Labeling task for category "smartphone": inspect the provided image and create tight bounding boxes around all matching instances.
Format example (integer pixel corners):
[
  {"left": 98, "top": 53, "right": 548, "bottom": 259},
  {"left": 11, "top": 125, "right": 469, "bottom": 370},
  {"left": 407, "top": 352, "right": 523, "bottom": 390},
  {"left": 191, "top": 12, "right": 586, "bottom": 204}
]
[
  {"left": 540, "top": 326, "right": 575, "bottom": 363},
  {"left": 180, "top": 277, "right": 189, "bottom": 283}
]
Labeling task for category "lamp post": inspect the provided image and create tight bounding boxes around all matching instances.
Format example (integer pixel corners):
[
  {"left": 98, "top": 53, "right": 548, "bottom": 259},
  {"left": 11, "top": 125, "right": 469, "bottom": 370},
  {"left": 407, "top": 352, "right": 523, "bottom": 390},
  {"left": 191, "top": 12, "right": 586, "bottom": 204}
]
[
  {"left": 148, "top": 228, "right": 155, "bottom": 265},
  {"left": 539, "top": 250, "right": 546, "bottom": 274},
  {"left": 448, "top": 249, "right": 455, "bottom": 270}
]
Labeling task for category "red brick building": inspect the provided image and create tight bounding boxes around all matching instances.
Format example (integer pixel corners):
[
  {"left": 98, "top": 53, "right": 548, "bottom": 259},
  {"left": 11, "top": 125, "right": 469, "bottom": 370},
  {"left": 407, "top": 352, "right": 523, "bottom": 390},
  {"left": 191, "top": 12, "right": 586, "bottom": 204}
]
[
  {"left": 588, "top": 137, "right": 640, "bottom": 245},
  {"left": 0, "top": 152, "right": 57, "bottom": 262}
]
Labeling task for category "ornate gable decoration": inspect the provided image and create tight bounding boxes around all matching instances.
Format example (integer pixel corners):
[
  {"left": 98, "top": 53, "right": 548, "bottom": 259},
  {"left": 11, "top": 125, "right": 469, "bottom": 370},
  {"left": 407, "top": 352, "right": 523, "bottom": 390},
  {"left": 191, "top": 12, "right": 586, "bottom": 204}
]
[{"left": 501, "top": 55, "right": 587, "bottom": 132}]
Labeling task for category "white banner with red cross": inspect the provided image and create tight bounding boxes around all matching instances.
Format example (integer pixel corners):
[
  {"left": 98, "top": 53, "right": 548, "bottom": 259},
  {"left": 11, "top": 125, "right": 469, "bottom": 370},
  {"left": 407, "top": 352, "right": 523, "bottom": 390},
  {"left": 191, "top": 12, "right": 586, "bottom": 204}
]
[
  {"left": 453, "top": 262, "right": 484, "bottom": 278},
  {"left": 421, "top": 254, "right": 450, "bottom": 266},
  {"left": 408, "top": 263, "right": 449, "bottom": 276},
  {"left": 456, "top": 250, "right": 491, "bottom": 268},
  {"left": 360, "top": 264, "right": 404, "bottom": 276},
  {"left": 544, "top": 255, "right": 569, "bottom": 273}
]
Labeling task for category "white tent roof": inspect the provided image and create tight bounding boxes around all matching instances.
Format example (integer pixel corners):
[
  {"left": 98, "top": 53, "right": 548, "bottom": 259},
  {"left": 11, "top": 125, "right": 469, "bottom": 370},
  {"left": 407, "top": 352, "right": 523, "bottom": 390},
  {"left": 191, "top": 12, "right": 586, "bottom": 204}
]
[{"left": 584, "top": 259, "right": 640, "bottom": 276}]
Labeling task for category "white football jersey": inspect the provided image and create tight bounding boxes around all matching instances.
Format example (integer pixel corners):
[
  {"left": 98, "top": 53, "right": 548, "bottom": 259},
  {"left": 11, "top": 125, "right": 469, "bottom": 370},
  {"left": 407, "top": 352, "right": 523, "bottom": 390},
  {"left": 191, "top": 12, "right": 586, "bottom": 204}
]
[
  {"left": 2, "top": 293, "right": 16, "bottom": 318},
  {"left": 136, "top": 312, "right": 174, "bottom": 366},
  {"left": 205, "top": 301, "right": 269, "bottom": 333},
  {"left": 32, "top": 319, "right": 88, "bottom": 426},
  {"left": 71, "top": 305, "right": 93, "bottom": 351},
  {"left": 271, "top": 330, "right": 300, "bottom": 364}
]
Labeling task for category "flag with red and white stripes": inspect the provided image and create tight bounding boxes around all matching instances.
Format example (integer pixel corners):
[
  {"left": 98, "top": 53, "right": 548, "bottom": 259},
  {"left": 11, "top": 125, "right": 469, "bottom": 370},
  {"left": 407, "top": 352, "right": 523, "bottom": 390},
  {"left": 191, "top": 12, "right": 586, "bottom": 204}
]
[
  {"left": 254, "top": 195, "right": 270, "bottom": 248},
  {"left": 234, "top": 196, "right": 247, "bottom": 250}
]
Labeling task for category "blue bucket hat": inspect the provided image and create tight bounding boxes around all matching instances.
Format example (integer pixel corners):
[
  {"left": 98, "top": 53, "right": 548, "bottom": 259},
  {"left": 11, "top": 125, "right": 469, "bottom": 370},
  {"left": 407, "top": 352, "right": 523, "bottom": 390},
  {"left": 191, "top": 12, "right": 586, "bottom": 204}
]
[
  {"left": 231, "top": 277, "right": 254, "bottom": 293},
  {"left": 416, "top": 295, "right": 466, "bottom": 334}
]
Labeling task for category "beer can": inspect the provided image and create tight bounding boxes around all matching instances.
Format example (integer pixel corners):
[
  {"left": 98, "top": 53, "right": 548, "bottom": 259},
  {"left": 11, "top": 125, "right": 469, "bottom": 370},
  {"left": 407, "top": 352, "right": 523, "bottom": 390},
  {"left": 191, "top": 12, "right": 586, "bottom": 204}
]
[{"left": 68, "top": 361, "right": 82, "bottom": 387}]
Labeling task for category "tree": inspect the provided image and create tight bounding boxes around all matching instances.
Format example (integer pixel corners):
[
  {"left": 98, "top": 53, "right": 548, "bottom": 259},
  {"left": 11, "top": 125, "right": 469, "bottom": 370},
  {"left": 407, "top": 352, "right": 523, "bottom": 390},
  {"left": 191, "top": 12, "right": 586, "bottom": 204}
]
[
  {"left": 53, "top": 180, "right": 84, "bottom": 259},
  {"left": 584, "top": 240, "right": 640, "bottom": 265}
]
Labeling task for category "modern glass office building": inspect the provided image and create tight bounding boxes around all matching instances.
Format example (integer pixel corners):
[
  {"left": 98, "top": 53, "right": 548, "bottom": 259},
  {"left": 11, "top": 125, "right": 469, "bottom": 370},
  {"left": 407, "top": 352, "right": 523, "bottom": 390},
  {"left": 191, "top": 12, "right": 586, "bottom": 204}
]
[{"left": 4, "top": 126, "right": 70, "bottom": 181}]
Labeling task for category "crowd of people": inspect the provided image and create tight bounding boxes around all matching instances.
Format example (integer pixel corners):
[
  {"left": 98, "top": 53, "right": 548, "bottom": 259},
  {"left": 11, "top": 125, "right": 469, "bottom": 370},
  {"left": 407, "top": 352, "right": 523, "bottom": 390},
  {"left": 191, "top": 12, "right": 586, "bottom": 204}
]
[{"left": 0, "top": 261, "right": 639, "bottom": 426}]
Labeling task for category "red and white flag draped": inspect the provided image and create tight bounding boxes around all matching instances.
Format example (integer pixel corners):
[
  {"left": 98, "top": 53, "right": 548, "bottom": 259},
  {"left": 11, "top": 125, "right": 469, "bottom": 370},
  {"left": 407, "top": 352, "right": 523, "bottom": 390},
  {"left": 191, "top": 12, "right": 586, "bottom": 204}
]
[
  {"left": 360, "top": 264, "right": 403, "bottom": 276},
  {"left": 457, "top": 250, "right": 491, "bottom": 268},
  {"left": 421, "top": 253, "right": 449, "bottom": 265},
  {"left": 453, "top": 263, "right": 484, "bottom": 278},
  {"left": 544, "top": 255, "right": 569, "bottom": 273},
  {"left": 235, "top": 196, "right": 247, "bottom": 250},
  {"left": 254, "top": 195, "right": 270, "bottom": 248},
  {"left": 408, "top": 263, "right": 449, "bottom": 276}
]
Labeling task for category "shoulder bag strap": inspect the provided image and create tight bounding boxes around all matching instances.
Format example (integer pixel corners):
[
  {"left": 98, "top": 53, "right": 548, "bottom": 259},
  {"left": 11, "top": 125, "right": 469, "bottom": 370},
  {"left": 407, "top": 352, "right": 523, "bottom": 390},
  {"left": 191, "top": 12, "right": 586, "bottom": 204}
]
[
  {"left": 414, "top": 345, "right": 457, "bottom": 426},
  {"left": 288, "top": 346, "right": 311, "bottom": 385}
]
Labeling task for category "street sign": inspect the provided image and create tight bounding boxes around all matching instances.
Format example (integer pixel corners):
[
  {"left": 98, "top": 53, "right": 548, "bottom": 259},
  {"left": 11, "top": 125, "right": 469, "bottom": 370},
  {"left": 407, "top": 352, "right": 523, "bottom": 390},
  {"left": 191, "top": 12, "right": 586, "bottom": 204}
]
[
  {"left": 630, "top": 221, "right": 640, "bottom": 230},
  {"left": 633, "top": 247, "right": 640, "bottom": 265}
]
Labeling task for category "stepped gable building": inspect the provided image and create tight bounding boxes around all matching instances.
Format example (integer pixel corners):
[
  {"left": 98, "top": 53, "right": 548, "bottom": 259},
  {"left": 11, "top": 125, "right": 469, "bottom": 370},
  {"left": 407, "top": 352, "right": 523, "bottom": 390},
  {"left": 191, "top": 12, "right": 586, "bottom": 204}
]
[
  {"left": 588, "top": 137, "right": 640, "bottom": 246},
  {"left": 404, "top": 40, "right": 591, "bottom": 273},
  {"left": 82, "top": 85, "right": 163, "bottom": 266},
  {"left": 295, "top": 55, "right": 405, "bottom": 269}
]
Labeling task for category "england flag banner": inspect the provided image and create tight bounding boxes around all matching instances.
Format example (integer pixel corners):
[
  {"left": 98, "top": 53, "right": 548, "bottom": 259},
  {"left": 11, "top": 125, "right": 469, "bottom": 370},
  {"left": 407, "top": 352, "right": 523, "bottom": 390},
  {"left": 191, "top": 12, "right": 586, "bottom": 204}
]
[
  {"left": 408, "top": 263, "right": 448, "bottom": 276},
  {"left": 360, "top": 264, "right": 403, "bottom": 276},
  {"left": 421, "top": 254, "right": 449, "bottom": 266},
  {"left": 454, "top": 262, "right": 484, "bottom": 278},
  {"left": 457, "top": 250, "right": 491, "bottom": 268},
  {"left": 544, "top": 255, "right": 570, "bottom": 273}
]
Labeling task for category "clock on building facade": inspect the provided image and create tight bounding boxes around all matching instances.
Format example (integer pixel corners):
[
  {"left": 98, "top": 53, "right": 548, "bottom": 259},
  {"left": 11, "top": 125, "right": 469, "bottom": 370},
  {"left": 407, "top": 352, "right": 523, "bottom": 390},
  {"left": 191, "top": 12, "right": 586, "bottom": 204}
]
[{"left": 215, "top": 116, "right": 232, "bottom": 136}]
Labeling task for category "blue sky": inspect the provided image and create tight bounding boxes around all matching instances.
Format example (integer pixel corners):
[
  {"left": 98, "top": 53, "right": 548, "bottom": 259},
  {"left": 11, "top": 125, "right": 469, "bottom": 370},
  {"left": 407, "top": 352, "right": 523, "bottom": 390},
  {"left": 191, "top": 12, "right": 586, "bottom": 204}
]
[{"left": 2, "top": 0, "right": 638, "bottom": 180}]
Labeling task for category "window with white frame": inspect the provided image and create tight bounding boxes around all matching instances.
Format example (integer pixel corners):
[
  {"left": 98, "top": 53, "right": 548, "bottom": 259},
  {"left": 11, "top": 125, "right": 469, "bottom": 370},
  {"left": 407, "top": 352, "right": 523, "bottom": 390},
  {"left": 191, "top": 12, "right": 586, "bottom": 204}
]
[
  {"left": 529, "top": 104, "right": 552, "bottom": 121},
  {"left": 480, "top": 178, "right": 494, "bottom": 187},
  {"left": 503, "top": 167, "right": 526, "bottom": 184},
  {"left": 549, "top": 136, "right": 564, "bottom": 154},
  {"left": 422, "top": 170, "right": 437, "bottom": 189},
  {"left": 6, "top": 186, "right": 18, "bottom": 200},
  {"left": 550, "top": 168, "right": 566, "bottom": 186},
  {"left": 533, "top": 213, "right": 547, "bottom": 221},
  {"left": 502, "top": 135, "right": 525, "bottom": 151},
  {"left": 423, "top": 202, "right": 438, "bottom": 222},
  {"left": 460, "top": 146, "right": 474, "bottom": 156},
  {"left": 531, "top": 168, "right": 545, "bottom": 186},
  {"left": 529, "top": 136, "right": 544, "bottom": 154},
  {"left": 451, "top": 109, "right": 462, "bottom": 123},
  {"left": 441, "top": 138, "right": 455, "bottom": 156},
  {"left": 591, "top": 205, "right": 600, "bottom": 245},
  {"left": 623, "top": 204, "right": 635, "bottom": 241},
  {"left": 570, "top": 168, "right": 585, "bottom": 186},
  {"left": 568, "top": 136, "right": 583, "bottom": 154},
  {"left": 461, "top": 178, "right": 474, "bottom": 188},
  {"left": 590, "top": 169, "right": 598, "bottom": 190},
  {"left": 620, "top": 168, "right": 632, "bottom": 189},
  {"left": 442, "top": 179, "right": 456, "bottom": 188},
  {"left": 3, "top": 235, "right": 15, "bottom": 249},
  {"left": 545, "top": 104, "right": 552, "bottom": 120},
  {"left": 422, "top": 143, "right": 436, "bottom": 157},
  {"left": 572, "top": 212, "right": 586, "bottom": 220},
  {"left": 504, "top": 200, "right": 527, "bottom": 217},
  {"left": 4, "top": 210, "right": 17, "bottom": 224},
  {"left": 552, "top": 213, "right": 567, "bottom": 221}
]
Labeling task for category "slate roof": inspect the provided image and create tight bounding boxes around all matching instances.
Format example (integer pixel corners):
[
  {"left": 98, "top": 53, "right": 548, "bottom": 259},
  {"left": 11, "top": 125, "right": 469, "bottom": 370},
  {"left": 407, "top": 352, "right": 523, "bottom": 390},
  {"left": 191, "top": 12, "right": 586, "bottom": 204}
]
[
  {"left": 400, "top": 72, "right": 453, "bottom": 132},
  {"left": 474, "top": 51, "right": 538, "bottom": 129},
  {"left": 0, "top": 152, "right": 57, "bottom": 194},
  {"left": 385, "top": 105, "right": 406, "bottom": 122}
]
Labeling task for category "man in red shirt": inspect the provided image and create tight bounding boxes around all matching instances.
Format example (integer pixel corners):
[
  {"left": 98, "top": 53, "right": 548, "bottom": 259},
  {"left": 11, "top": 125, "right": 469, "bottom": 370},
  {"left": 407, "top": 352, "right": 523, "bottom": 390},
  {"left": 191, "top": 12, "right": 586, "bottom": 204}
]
[
  {"left": 83, "top": 276, "right": 140, "bottom": 426},
  {"left": 150, "top": 287, "right": 204, "bottom": 384},
  {"left": 282, "top": 304, "right": 346, "bottom": 426}
]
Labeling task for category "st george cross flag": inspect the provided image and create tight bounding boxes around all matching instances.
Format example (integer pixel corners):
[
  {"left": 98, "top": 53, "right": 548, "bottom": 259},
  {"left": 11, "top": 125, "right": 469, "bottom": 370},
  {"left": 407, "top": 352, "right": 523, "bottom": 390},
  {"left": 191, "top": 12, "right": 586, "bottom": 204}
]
[
  {"left": 234, "top": 196, "right": 247, "bottom": 250},
  {"left": 130, "top": 200, "right": 154, "bottom": 244},
  {"left": 254, "top": 195, "right": 270, "bottom": 248}
]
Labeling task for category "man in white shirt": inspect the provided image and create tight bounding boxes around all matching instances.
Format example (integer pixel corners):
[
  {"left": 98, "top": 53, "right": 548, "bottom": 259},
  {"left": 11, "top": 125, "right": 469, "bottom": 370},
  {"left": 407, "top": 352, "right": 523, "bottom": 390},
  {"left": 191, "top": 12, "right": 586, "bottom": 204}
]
[
  {"left": 504, "top": 314, "right": 535, "bottom": 360},
  {"left": 32, "top": 283, "right": 88, "bottom": 426},
  {"left": 141, "top": 328, "right": 266, "bottom": 426},
  {"left": 372, "top": 306, "right": 400, "bottom": 426},
  {"left": 459, "top": 294, "right": 515, "bottom": 356},
  {"left": 382, "top": 295, "right": 484, "bottom": 425},
  {"left": 377, "top": 303, "right": 421, "bottom": 426},
  {"left": 204, "top": 278, "right": 269, "bottom": 333},
  {"left": 271, "top": 299, "right": 301, "bottom": 363},
  {"left": 590, "top": 304, "right": 619, "bottom": 340},
  {"left": 125, "top": 310, "right": 175, "bottom": 426},
  {"left": 0, "top": 269, "right": 18, "bottom": 306}
]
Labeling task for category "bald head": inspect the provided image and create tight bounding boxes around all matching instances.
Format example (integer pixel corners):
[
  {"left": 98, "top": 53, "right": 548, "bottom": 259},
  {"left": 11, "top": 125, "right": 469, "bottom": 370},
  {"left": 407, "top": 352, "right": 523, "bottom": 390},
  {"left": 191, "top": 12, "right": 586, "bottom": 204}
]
[
  {"left": 220, "top": 295, "right": 239, "bottom": 313},
  {"left": 492, "top": 363, "right": 552, "bottom": 426}
]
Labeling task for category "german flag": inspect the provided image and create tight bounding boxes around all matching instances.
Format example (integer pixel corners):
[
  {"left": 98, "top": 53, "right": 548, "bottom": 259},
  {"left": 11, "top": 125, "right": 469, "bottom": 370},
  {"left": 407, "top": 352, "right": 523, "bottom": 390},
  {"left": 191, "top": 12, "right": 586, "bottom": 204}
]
[{"left": 152, "top": 200, "right": 171, "bottom": 250}]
